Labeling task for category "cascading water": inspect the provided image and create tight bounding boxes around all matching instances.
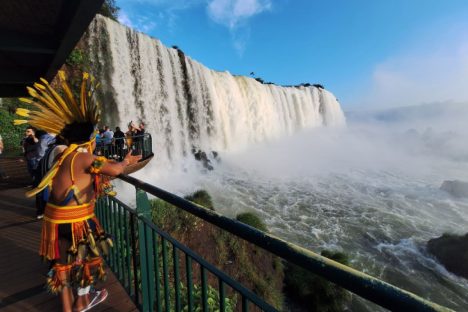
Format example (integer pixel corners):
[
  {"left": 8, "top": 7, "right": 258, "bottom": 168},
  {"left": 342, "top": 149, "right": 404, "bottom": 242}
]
[
  {"left": 84, "top": 15, "right": 468, "bottom": 311},
  {"left": 86, "top": 15, "right": 345, "bottom": 169}
]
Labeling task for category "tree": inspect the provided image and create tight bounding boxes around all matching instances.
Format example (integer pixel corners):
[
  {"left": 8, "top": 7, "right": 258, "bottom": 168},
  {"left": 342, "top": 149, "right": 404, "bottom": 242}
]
[{"left": 99, "top": 0, "right": 120, "bottom": 21}]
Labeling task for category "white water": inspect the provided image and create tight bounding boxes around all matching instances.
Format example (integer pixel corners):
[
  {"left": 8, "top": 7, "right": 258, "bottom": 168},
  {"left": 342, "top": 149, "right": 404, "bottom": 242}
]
[
  {"left": 86, "top": 15, "right": 468, "bottom": 311},
  {"left": 87, "top": 15, "right": 345, "bottom": 170}
]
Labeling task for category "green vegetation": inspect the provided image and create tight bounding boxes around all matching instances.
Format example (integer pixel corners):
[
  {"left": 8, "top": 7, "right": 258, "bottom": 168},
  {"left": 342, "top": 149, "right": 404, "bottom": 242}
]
[
  {"left": 0, "top": 98, "right": 27, "bottom": 155},
  {"left": 185, "top": 190, "right": 214, "bottom": 210},
  {"left": 236, "top": 212, "right": 268, "bottom": 232},
  {"left": 151, "top": 198, "right": 198, "bottom": 233},
  {"left": 284, "top": 250, "right": 351, "bottom": 311},
  {"left": 179, "top": 284, "right": 237, "bottom": 312},
  {"left": 66, "top": 48, "right": 88, "bottom": 68},
  {"left": 150, "top": 190, "right": 284, "bottom": 310},
  {"left": 99, "top": 0, "right": 120, "bottom": 21},
  {"left": 151, "top": 190, "right": 354, "bottom": 311},
  {"left": 151, "top": 189, "right": 214, "bottom": 232}
]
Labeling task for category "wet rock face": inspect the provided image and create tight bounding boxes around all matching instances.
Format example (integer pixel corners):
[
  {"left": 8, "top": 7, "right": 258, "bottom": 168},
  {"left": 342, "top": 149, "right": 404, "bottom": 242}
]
[
  {"left": 440, "top": 180, "right": 468, "bottom": 198},
  {"left": 427, "top": 233, "right": 468, "bottom": 279},
  {"left": 191, "top": 149, "right": 220, "bottom": 171}
]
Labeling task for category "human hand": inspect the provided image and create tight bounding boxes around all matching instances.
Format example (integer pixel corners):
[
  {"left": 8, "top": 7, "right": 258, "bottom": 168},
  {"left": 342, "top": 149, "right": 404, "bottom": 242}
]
[{"left": 123, "top": 151, "right": 142, "bottom": 165}]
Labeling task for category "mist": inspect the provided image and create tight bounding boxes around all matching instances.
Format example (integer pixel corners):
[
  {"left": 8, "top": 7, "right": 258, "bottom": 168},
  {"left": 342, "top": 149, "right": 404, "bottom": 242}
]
[
  {"left": 121, "top": 101, "right": 468, "bottom": 203},
  {"left": 112, "top": 100, "right": 468, "bottom": 310}
]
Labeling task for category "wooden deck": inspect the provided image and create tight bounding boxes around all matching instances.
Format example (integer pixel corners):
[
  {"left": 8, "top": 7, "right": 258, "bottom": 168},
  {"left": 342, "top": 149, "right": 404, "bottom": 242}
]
[{"left": 0, "top": 187, "right": 138, "bottom": 312}]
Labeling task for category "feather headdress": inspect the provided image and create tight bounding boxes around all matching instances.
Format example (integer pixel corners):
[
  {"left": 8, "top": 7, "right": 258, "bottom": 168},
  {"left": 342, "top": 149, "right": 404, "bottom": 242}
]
[{"left": 15, "top": 71, "right": 101, "bottom": 134}]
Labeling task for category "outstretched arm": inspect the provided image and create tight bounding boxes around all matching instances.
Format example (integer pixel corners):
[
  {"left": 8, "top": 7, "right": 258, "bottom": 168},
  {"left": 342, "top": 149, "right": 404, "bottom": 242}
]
[{"left": 99, "top": 151, "right": 142, "bottom": 176}]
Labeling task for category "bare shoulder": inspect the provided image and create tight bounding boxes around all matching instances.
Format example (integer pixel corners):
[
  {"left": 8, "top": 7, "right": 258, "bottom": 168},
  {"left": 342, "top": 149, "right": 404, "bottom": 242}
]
[{"left": 76, "top": 152, "right": 96, "bottom": 167}]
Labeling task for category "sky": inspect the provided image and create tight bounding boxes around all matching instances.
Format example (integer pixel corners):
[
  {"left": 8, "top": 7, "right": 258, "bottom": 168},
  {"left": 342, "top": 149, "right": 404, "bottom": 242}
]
[{"left": 115, "top": 0, "right": 468, "bottom": 110}]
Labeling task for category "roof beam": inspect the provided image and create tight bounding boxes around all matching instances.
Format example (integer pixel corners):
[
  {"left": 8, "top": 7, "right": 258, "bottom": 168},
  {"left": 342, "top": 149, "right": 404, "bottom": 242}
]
[
  {"left": 0, "top": 85, "right": 30, "bottom": 97},
  {"left": 0, "top": 68, "right": 39, "bottom": 84},
  {"left": 0, "top": 31, "right": 56, "bottom": 54}
]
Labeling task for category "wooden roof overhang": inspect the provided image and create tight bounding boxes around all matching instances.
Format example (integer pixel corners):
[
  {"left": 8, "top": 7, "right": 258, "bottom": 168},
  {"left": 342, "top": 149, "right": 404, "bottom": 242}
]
[{"left": 0, "top": 0, "right": 104, "bottom": 97}]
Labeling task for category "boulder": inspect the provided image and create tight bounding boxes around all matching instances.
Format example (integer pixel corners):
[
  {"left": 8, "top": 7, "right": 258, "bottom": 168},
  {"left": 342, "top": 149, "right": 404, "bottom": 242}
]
[
  {"left": 191, "top": 148, "right": 216, "bottom": 170},
  {"left": 440, "top": 180, "right": 468, "bottom": 198},
  {"left": 427, "top": 233, "right": 468, "bottom": 279}
]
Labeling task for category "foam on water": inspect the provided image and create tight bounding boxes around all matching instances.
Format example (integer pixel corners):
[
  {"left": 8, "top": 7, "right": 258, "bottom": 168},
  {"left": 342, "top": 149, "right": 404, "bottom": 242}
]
[{"left": 122, "top": 124, "right": 468, "bottom": 310}]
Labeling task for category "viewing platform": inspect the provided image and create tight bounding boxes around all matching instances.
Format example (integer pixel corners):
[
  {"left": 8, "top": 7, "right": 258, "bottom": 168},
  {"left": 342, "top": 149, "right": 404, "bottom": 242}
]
[
  {"left": 0, "top": 186, "right": 137, "bottom": 312},
  {"left": 0, "top": 140, "right": 455, "bottom": 311}
]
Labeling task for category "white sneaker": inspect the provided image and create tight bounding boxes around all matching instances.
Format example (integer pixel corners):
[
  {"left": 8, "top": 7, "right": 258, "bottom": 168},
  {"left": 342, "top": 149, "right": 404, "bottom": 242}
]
[{"left": 80, "top": 289, "right": 108, "bottom": 312}]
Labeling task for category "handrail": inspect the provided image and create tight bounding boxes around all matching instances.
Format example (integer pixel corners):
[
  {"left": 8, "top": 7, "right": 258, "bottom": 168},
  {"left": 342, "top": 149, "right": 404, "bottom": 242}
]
[
  {"left": 138, "top": 201, "right": 277, "bottom": 311},
  {"left": 96, "top": 193, "right": 276, "bottom": 311},
  {"left": 118, "top": 173, "right": 453, "bottom": 312}
]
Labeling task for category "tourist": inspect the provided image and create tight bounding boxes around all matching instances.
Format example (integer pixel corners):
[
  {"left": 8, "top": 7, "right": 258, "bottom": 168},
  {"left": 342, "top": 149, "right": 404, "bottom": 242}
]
[
  {"left": 138, "top": 121, "right": 145, "bottom": 134},
  {"left": 113, "top": 127, "right": 125, "bottom": 160},
  {"left": 114, "top": 126, "right": 125, "bottom": 146},
  {"left": 33, "top": 130, "right": 56, "bottom": 219},
  {"left": 0, "top": 134, "right": 9, "bottom": 180},
  {"left": 103, "top": 125, "right": 114, "bottom": 145},
  {"left": 22, "top": 126, "right": 40, "bottom": 181},
  {"left": 133, "top": 121, "right": 144, "bottom": 154},
  {"left": 14, "top": 71, "right": 142, "bottom": 312},
  {"left": 125, "top": 123, "right": 136, "bottom": 150}
]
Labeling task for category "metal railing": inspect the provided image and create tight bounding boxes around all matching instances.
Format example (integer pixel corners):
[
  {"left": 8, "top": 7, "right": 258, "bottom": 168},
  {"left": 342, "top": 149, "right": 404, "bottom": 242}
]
[
  {"left": 95, "top": 174, "right": 454, "bottom": 312},
  {"left": 96, "top": 191, "right": 276, "bottom": 312},
  {"left": 94, "top": 133, "right": 153, "bottom": 161}
]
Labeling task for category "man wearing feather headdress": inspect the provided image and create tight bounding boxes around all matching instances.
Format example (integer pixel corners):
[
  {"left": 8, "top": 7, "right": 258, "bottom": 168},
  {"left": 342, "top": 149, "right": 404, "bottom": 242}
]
[{"left": 15, "top": 71, "right": 141, "bottom": 312}]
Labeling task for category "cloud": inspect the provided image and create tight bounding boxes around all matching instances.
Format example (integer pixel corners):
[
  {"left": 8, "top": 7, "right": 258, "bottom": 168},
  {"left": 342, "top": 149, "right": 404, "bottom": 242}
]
[
  {"left": 207, "top": 0, "right": 272, "bottom": 29},
  {"left": 117, "top": 0, "right": 203, "bottom": 34},
  {"left": 117, "top": 10, "right": 134, "bottom": 28},
  {"left": 207, "top": 0, "right": 271, "bottom": 55},
  {"left": 123, "top": 0, "right": 202, "bottom": 11},
  {"left": 117, "top": 0, "right": 272, "bottom": 55},
  {"left": 355, "top": 29, "right": 468, "bottom": 109}
]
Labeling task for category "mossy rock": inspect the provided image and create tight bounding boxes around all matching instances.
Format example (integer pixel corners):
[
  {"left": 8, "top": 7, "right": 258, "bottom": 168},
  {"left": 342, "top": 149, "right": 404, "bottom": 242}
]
[
  {"left": 284, "top": 250, "right": 351, "bottom": 311},
  {"left": 427, "top": 233, "right": 468, "bottom": 279},
  {"left": 184, "top": 189, "right": 214, "bottom": 210},
  {"left": 150, "top": 192, "right": 284, "bottom": 309},
  {"left": 236, "top": 212, "right": 268, "bottom": 232},
  {"left": 150, "top": 198, "right": 198, "bottom": 232}
]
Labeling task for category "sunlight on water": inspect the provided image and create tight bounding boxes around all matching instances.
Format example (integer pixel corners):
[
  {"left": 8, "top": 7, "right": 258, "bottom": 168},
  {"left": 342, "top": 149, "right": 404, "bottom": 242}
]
[{"left": 88, "top": 15, "right": 468, "bottom": 311}]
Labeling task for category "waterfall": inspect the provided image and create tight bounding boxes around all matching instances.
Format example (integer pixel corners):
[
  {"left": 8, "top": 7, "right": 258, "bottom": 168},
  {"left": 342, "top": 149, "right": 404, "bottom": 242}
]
[{"left": 86, "top": 15, "right": 346, "bottom": 169}]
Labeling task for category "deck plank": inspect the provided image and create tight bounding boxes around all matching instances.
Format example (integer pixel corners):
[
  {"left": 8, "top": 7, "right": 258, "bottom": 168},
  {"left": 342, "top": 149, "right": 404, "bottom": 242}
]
[{"left": 0, "top": 187, "right": 138, "bottom": 312}]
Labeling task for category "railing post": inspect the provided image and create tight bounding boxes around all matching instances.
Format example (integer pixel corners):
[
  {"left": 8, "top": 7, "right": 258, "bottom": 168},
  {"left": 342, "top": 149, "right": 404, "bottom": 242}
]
[
  {"left": 137, "top": 188, "right": 152, "bottom": 218},
  {"left": 136, "top": 189, "right": 155, "bottom": 311}
]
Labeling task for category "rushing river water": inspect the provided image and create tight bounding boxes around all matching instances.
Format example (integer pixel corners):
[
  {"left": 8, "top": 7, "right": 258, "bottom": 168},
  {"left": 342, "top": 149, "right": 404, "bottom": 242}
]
[
  {"left": 128, "top": 122, "right": 468, "bottom": 311},
  {"left": 88, "top": 14, "right": 468, "bottom": 311}
]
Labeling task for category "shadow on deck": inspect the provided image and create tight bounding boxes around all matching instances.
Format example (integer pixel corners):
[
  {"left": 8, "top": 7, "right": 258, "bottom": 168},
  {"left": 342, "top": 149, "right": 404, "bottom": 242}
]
[{"left": 0, "top": 187, "right": 138, "bottom": 312}]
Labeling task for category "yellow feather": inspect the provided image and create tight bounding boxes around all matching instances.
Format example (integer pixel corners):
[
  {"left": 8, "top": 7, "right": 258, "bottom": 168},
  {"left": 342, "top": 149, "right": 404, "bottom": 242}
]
[
  {"left": 80, "top": 74, "right": 88, "bottom": 116},
  {"left": 60, "top": 76, "right": 82, "bottom": 120},
  {"left": 58, "top": 70, "right": 66, "bottom": 80},
  {"left": 37, "top": 89, "right": 72, "bottom": 123},
  {"left": 27, "top": 86, "right": 39, "bottom": 98},
  {"left": 33, "top": 82, "right": 46, "bottom": 90},
  {"left": 19, "top": 97, "right": 33, "bottom": 104},
  {"left": 15, "top": 108, "right": 30, "bottom": 117},
  {"left": 14, "top": 120, "right": 28, "bottom": 125},
  {"left": 16, "top": 72, "right": 101, "bottom": 135}
]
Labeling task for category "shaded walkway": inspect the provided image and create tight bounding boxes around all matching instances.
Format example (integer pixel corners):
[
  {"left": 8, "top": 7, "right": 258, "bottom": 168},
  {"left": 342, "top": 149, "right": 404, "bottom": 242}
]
[{"left": 0, "top": 187, "right": 138, "bottom": 312}]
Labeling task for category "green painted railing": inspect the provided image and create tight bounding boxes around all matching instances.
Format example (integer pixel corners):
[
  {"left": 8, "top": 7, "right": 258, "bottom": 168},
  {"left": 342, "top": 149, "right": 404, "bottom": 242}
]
[
  {"left": 95, "top": 174, "right": 454, "bottom": 312},
  {"left": 96, "top": 191, "right": 275, "bottom": 312}
]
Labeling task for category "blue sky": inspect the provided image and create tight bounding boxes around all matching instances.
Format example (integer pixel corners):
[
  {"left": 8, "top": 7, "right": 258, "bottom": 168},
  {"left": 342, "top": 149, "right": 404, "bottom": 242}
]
[{"left": 116, "top": 0, "right": 468, "bottom": 109}]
